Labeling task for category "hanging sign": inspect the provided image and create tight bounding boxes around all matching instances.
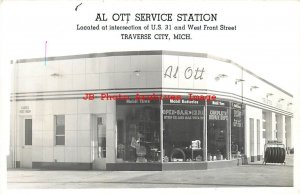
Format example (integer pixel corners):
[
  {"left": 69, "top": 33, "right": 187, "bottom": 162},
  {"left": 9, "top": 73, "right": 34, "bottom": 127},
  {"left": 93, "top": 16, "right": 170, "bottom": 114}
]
[{"left": 231, "top": 102, "right": 244, "bottom": 128}]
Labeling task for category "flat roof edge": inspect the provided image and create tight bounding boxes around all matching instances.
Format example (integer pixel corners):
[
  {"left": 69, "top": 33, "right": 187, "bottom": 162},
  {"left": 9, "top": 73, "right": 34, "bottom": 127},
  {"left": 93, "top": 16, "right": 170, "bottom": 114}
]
[
  {"left": 14, "top": 50, "right": 293, "bottom": 97},
  {"left": 15, "top": 50, "right": 164, "bottom": 63}
]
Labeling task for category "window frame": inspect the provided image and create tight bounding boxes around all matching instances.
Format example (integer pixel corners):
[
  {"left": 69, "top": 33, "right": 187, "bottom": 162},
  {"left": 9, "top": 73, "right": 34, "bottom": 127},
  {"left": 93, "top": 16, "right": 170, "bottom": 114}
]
[
  {"left": 54, "top": 115, "right": 65, "bottom": 146},
  {"left": 24, "top": 118, "right": 32, "bottom": 146}
]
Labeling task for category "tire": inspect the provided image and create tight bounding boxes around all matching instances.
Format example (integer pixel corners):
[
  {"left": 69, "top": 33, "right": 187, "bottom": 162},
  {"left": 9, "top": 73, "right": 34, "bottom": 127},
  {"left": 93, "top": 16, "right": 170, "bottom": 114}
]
[
  {"left": 270, "top": 147, "right": 275, "bottom": 163},
  {"left": 274, "top": 147, "right": 278, "bottom": 163},
  {"left": 278, "top": 148, "right": 283, "bottom": 163},
  {"left": 277, "top": 148, "right": 282, "bottom": 163},
  {"left": 264, "top": 147, "right": 270, "bottom": 163},
  {"left": 268, "top": 147, "right": 272, "bottom": 163},
  {"left": 268, "top": 147, "right": 273, "bottom": 163},
  {"left": 265, "top": 147, "right": 286, "bottom": 164},
  {"left": 170, "top": 148, "right": 186, "bottom": 162}
]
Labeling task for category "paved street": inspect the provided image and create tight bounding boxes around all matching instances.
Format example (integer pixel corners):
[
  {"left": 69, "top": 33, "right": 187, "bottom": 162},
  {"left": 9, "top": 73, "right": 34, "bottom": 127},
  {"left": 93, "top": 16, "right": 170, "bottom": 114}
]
[{"left": 7, "top": 155, "right": 293, "bottom": 189}]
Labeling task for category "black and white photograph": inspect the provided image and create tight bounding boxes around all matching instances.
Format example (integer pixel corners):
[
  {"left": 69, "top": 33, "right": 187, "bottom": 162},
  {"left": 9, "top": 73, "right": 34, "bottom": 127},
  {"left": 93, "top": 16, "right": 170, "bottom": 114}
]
[{"left": 0, "top": 0, "right": 299, "bottom": 194}]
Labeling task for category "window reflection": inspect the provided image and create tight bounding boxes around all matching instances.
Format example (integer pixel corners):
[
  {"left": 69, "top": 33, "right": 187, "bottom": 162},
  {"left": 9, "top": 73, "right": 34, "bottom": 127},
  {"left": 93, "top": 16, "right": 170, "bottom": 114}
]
[
  {"left": 207, "top": 106, "right": 228, "bottom": 160},
  {"left": 231, "top": 103, "right": 245, "bottom": 158},
  {"left": 117, "top": 104, "right": 160, "bottom": 163},
  {"left": 163, "top": 104, "right": 204, "bottom": 162},
  {"left": 97, "top": 117, "right": 106, "bottom": 158},
  {"left": 116, "top": 99, "right": 246, "bottom": 163}
]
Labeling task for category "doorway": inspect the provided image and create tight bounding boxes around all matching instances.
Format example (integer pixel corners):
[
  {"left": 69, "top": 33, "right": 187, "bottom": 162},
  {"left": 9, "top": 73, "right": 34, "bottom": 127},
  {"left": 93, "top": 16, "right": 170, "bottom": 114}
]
[
  {"left": 20, "top": 116, "right": 32, "bottom": 168},
  {"left": 91, "top": 114, "right": 106, "bottom": 170}
]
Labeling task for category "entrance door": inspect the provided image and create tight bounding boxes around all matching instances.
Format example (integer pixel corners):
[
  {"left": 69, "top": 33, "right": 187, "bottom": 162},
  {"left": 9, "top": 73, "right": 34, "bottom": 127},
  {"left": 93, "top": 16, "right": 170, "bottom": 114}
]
[
  {"left": 21, "top": 117, "right": 32, "bottom": 168},
  {"left": 92, "top": 114, "right": 106, "bottom": 170}
]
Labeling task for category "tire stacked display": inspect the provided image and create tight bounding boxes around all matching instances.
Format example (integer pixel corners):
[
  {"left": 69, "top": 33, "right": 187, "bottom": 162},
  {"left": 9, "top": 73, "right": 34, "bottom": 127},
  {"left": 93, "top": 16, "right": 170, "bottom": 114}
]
[{"left": 264, "top": 147, "right": 285, "bottom": 164}]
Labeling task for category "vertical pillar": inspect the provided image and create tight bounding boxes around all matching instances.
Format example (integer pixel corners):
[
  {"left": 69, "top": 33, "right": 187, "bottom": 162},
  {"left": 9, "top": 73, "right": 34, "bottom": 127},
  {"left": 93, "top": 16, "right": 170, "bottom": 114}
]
[
  {"left": 282, "top": 116, "right": 286, "bottom": 146},
  {"left": 271, "top": 113, "right": 276, "bottom": 140},
  {"left": 277, "top": 115, "right": 285, "bottom": 144},
  {"left": 265, "top": 111, "right": 274, "bottom": 141},
  {"left": 203, "top": 100, "right": 207, "bottom": 161},
  {"left": 249, "top": 118, "right": 255, "bottom": 161},
  {"left": 160, "top": 100, "right": 163, "bottom": 163},
  {"left": 227, "top": 107, "right": 231, "bottom": 160},
  {"left": 106, "top": 101, "right": 116, "bottom": 163},
  {"left": 285, "top": 117, "right": 292, "bottom": 149},
  {"left": 256, "top": 119, "right": 261, "bottom": 160},
  {"left": 244, "top": 106, "right": 248, "bottom": 157}
]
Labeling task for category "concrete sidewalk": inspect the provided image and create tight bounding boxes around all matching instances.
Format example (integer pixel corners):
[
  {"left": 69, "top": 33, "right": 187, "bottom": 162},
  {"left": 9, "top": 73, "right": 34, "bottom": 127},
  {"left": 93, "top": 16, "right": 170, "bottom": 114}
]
[{"left": 7, "top": 155, "right": 293, "bottom": 189}]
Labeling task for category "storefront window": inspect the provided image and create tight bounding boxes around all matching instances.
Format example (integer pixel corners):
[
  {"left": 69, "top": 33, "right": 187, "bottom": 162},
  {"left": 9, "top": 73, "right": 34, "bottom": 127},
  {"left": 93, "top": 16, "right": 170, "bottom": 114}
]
[
  {"left": 207, "top": 101, "right": 229, "bottom": 161},
  {"left": 230, "top": 102, "right": 245, "bottom": 158},
  {"left": 117, "top": 100, "right": 160, "bottom": 163},
  {"left": 163, "top": 99, "right": 204, "bottom": 162}
]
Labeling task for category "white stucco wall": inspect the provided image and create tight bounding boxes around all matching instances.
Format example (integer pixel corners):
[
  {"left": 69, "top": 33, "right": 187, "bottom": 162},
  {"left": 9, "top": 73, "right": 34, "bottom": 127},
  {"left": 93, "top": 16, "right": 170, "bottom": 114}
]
[
  {"left": 8, "top": 52, "right": 293, "bottom": 167},
  {"left": 9, "top": 54, "right": 162, "bottom": 166}
]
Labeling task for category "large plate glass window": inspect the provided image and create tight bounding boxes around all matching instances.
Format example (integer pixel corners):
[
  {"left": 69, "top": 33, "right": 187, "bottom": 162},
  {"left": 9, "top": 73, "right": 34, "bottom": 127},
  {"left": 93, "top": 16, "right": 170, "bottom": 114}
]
[
  {"left": 116, "top": 99, "right": 160, "bottom": 163},
  {"left": 163, "top": 98, "right": 204, "bottom": 162},
  {"left": 207, "top": 100, "right": 229, "bottom": 161}
]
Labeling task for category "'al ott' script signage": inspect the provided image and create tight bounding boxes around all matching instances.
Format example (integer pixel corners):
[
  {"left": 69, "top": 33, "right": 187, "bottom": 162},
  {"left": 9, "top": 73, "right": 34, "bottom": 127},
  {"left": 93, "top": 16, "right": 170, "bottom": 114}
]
[{"left": 164, "top": 65, "right": 205, "bottom": 80}]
